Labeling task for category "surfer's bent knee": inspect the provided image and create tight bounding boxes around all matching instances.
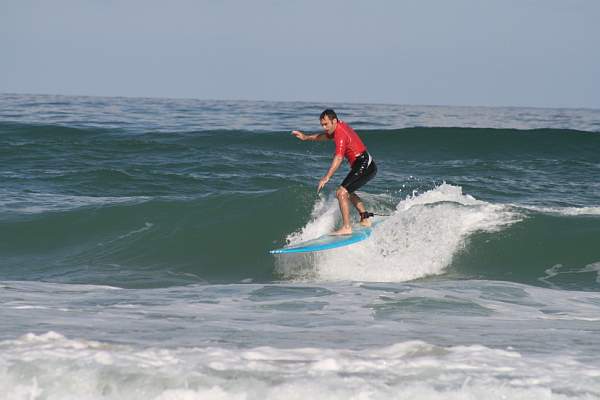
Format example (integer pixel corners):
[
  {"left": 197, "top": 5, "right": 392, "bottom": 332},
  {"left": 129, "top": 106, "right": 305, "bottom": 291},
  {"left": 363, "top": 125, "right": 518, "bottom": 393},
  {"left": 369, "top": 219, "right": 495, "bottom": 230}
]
[{"left": 336, "top": 186, "right": 349, "bottom": 199}]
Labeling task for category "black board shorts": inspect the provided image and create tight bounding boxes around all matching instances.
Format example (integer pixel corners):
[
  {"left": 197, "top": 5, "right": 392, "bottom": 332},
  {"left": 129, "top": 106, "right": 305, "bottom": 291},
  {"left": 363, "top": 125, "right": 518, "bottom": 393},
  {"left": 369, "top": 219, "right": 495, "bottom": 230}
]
[{"left": 341, "top": 151, "right": 377, "bottom": 193}]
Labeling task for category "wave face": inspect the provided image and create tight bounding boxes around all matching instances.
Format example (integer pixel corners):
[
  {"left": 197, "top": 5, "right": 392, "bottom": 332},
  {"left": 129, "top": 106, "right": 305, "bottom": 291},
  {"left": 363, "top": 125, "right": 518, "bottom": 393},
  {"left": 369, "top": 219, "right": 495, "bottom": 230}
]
[{"left": 1, "top": 96, "right": 600, "bottom": 290}]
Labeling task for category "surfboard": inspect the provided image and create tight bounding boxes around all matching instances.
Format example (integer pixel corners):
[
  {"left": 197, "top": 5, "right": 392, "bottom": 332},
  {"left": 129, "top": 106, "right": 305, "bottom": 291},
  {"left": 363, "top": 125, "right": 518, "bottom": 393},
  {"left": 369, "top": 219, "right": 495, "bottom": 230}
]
[{"left": 270, "top": 226, "right": 372, "bottom": 254}]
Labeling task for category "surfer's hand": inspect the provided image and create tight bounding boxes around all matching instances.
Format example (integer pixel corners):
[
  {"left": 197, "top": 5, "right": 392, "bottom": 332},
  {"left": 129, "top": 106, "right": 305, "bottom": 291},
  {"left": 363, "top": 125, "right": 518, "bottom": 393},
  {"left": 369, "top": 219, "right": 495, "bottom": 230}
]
[
  {"left": 317, "top": 176, "right": 329, "bottom": 193},
  {"left": 291, "top": 130, "right": 306, "bottom": 141}
]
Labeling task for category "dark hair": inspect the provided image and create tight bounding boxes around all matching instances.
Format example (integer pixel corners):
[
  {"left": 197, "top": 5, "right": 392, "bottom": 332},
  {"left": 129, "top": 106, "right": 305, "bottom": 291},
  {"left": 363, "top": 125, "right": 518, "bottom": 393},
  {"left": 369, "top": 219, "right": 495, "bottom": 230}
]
[{"left": 320, "top": 109, "right": 338, "bottom": 121}]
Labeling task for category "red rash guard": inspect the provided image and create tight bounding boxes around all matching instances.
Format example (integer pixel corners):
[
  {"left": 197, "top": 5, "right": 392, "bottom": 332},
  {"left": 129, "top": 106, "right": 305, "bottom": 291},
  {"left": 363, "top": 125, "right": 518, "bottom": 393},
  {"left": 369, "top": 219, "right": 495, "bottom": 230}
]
[{"left": 328, "top": 120, "right": 367, "bottom": 165}]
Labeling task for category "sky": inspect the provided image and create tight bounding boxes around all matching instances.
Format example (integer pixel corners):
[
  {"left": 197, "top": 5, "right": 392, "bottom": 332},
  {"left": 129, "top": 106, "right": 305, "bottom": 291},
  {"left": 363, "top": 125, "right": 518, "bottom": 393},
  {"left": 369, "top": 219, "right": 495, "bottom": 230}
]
[{"left": 1, "top": 0, "right": 599, "bottom": 109}]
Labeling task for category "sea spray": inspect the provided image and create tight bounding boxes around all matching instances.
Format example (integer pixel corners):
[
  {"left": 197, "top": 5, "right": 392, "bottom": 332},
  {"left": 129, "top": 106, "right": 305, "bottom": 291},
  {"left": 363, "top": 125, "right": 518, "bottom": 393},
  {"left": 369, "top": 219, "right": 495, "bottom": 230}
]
[{"left": 276, "top": 184, "right": 522, "bottom": 282}]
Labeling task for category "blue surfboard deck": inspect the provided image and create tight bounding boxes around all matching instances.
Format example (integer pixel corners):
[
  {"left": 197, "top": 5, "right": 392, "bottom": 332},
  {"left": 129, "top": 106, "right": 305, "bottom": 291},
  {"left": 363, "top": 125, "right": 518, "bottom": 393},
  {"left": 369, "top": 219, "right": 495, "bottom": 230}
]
[{"left": 270, "top": 226, "right": 372, "bottom": 254}]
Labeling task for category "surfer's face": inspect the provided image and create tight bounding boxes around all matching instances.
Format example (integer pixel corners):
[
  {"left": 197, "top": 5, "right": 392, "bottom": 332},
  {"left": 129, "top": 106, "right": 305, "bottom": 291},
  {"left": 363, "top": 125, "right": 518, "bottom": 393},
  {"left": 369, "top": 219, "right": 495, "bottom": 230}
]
[{"left": 320, "top": 116, "right": 337, "bottom": 135}]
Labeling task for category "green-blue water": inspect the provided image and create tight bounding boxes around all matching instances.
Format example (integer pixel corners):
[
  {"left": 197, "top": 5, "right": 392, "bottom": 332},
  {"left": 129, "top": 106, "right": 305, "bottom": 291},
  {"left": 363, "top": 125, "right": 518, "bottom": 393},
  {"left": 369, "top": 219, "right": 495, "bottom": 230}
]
[
  {"left": 1, "top": 99, "right": 599, "bottom": 289},
  {"left": 1, "top": 94, "right": 599, "bottom": 399}
]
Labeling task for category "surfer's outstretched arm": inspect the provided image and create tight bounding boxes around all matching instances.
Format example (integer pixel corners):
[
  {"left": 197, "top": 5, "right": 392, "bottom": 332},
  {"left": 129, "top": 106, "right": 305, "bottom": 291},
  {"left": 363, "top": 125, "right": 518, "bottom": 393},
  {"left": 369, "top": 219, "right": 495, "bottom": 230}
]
[
  {"left": 317, "top": 155, "right": 343, "bottom": 193},
  {"left": 291, "top": 130, "right": 330, "bottom": 142}
]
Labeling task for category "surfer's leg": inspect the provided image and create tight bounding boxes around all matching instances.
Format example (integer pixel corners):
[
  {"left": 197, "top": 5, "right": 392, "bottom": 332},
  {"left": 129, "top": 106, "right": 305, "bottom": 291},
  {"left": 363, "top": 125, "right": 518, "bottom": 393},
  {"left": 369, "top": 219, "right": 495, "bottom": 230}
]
[
  {"left": 343, "top": 154, "right": 377, "bottom": 227},
  {"left": 349, "top": 193, "right": 366, "bottom": 213},
  {"left": 338, "top": 153, "right": 378, "bottom": 232},
  {"left": 350, "top": 193, "right": 371, "bottom": 227},
  {"left": 332, "top": 186, "right": 352, "bottom": 235}
]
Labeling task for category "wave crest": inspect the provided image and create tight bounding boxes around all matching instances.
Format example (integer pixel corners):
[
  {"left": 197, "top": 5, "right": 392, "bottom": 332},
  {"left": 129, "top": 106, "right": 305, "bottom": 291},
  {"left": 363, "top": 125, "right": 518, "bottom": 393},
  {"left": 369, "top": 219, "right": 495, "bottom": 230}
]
[{"left": 276, "top": 184, "right": 522, "bottom": 282}]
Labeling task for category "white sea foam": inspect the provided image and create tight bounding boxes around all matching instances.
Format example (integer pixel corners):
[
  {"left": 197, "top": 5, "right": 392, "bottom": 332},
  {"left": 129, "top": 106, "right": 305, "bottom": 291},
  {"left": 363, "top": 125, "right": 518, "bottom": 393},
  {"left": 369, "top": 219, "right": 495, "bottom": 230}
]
[
  {"left": 1, "top": 332, "right": 597, "bottom": 400},
  {"left": 279, "top": 184, "right": 522, "bottom": 282},
  {"left": 520, "top": 204, "right": 600, "bottom": 216},
  {"left": 539, "top": 262, "right": 600, "bottom": 289},
  {"left": 2, "top": 279, "right": 600, "bottom": 399},
  {"left": 285, "top": 193, "right": 338, "bottom": 243}
]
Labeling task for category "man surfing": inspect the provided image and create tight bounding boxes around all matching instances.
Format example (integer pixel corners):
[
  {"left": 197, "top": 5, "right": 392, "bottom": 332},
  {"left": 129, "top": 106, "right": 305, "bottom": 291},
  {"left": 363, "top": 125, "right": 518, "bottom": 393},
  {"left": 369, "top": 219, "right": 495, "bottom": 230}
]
[{"left": 292, "top": 109, "right": 377, "bottom": 235}]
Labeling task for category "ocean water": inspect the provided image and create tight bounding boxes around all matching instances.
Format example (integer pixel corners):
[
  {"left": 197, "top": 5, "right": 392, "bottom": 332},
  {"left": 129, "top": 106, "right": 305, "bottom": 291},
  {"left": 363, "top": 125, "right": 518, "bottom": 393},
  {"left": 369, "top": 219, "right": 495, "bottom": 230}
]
[{"left": 1, "top": 93, "right": 600, "bottom": 399}]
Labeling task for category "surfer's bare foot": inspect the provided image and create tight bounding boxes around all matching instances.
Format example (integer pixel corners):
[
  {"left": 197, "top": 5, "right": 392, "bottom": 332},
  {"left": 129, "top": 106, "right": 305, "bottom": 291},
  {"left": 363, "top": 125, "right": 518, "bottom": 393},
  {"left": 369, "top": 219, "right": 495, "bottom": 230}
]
[{"left": 331, "top": 226, "right": 352, "bottom": 236}]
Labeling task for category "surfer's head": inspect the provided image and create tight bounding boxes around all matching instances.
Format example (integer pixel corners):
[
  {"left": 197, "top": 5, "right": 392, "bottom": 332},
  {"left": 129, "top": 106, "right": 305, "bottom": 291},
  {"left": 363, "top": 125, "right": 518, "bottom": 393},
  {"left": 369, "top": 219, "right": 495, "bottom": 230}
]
[{"left": 320, "top": 109, "right": 338, "bottom": 136}]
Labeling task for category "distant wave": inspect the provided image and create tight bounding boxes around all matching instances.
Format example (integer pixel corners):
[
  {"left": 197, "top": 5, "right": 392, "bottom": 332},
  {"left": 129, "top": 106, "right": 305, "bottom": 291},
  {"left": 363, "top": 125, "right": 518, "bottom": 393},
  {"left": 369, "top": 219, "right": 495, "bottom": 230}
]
[
  {"left": 3, "top": 94, "right": 600, "bottom": 132},
  {"left": 3, "top": 121, "right": 599, "bottom": 159}
]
